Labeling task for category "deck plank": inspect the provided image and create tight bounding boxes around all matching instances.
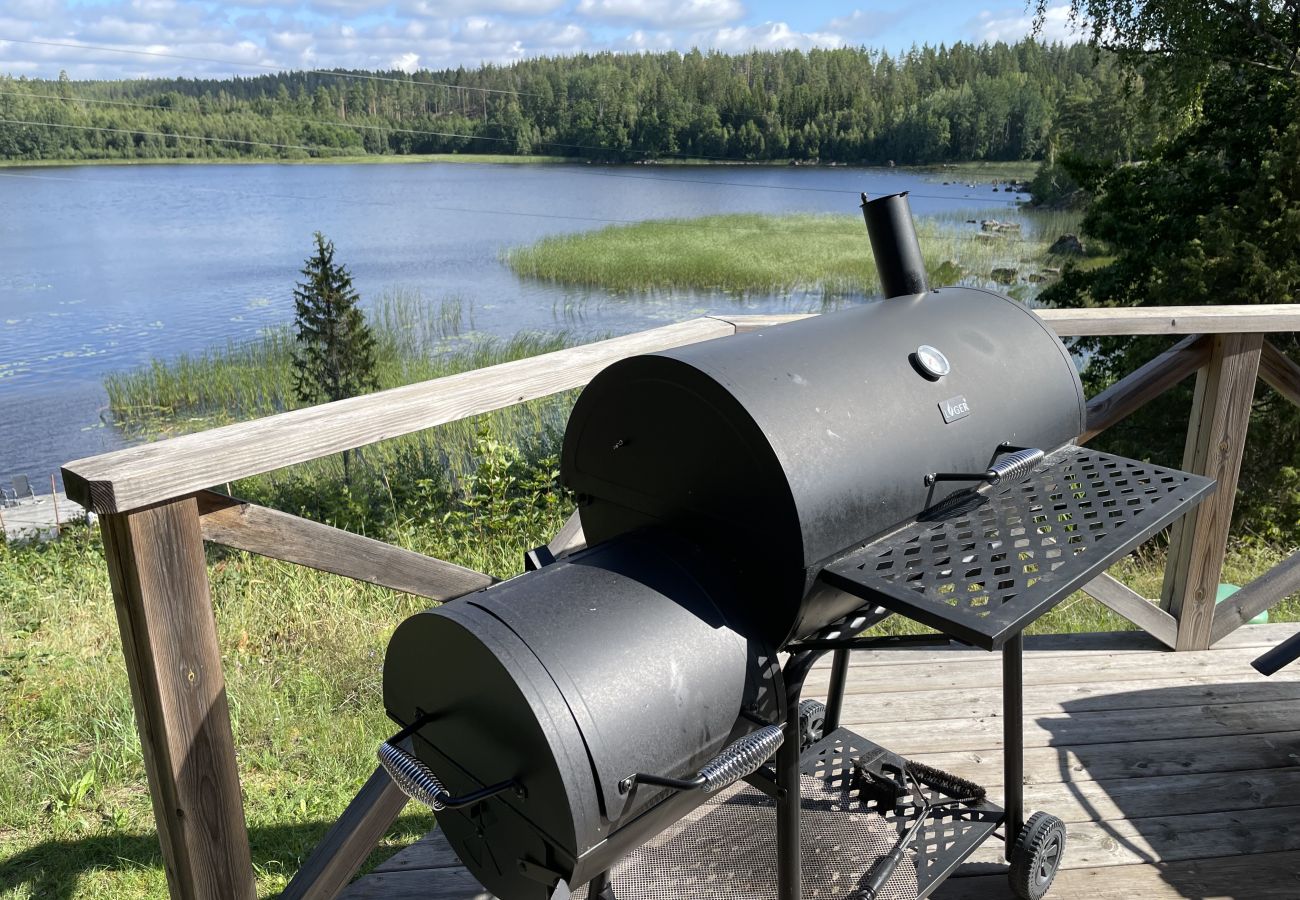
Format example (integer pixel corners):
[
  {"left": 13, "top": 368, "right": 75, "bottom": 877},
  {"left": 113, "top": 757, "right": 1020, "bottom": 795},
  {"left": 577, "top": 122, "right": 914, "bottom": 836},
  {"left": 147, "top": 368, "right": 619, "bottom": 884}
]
[
  {"left": 343, "top": 625, "right": 1300, "bottom": 899},
  {"left": 932, "top": 850, "right": 1300, "bottom": 898}
]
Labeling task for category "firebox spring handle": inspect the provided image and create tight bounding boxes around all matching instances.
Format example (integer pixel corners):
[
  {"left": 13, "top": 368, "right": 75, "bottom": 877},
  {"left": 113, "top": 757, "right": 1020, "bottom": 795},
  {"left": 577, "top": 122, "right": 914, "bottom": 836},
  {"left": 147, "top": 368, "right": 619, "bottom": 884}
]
[
  {"left": 377, "top": 739, "right": 523, "bottom": 812},
  {"left": 617, "top": 724, "right": 785, "bottom": 796},
  {"left": 924, "top": 447, "right": 1045, "bottom": 488}
]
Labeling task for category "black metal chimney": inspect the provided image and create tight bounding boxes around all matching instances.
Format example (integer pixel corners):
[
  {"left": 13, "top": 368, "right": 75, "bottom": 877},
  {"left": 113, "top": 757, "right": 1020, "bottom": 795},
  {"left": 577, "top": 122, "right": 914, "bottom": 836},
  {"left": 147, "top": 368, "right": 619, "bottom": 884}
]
[{"left": 861, "top": 191, "right": 928, "bottom": 299}]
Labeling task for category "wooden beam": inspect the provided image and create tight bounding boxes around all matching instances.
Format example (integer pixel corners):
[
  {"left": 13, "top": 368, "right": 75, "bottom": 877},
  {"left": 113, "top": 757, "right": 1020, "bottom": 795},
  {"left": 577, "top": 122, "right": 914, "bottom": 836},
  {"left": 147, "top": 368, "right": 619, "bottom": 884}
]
[
  {"left": 1035, "top": 305, "right": 1300, "bottom": 336},
  {"left": 101, "top": 497, "right": 255, "bottom": 900},
  {"left": 545, "top": 508, "right": 586, "bottom": 559},
  {"left": 1078, "top": 335, "right": 1210, "bottom": 444},
  {"left": 281, "top": 765, "right": 409, "bottom": 900},
  {"left": 722, "top": 305, "right": 1300, "bottom": 336},
  {"left": 63, "top": 317, "right": 737, "bottom": 515},
  {"left": 1259, "top": 340, "right": 1300, "bottom": 408},
  {"left": 1162, "top": 333, "right": 1264, "bottom": 650},
  {"left": 1211, "top": 548, "right": 1300, "bottom": 645},
  {"left": 196, "top": 492, "right": 494, "bottom": 602},
  {"left": 1080, "top": 573, "right": 1178, "bottom": 649},
  {"left": 708, "top": 313, "right": 817, "bottom": 333}
]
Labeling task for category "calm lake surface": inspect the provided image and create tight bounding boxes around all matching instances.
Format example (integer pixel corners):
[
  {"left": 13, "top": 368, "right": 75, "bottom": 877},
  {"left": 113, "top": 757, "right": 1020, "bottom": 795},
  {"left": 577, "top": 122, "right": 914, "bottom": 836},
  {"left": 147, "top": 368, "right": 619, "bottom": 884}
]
[{"left": 1, "top": 161, "right": 1041, "bottom": 488}]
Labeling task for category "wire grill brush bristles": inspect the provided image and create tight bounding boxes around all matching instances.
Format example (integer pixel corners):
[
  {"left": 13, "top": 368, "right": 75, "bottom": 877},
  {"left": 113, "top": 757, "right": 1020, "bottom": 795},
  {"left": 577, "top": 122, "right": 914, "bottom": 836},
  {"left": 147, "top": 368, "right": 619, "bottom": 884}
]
[{"left": 906, "top": 760, "right": 987, "bottom": 804}]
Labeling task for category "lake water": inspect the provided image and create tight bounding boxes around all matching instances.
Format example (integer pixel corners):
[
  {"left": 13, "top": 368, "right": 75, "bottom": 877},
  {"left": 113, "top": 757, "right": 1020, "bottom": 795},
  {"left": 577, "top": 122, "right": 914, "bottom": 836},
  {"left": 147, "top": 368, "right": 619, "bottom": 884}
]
[{"left": 0, "top": 161, "right": 1044, "bottom": 490}]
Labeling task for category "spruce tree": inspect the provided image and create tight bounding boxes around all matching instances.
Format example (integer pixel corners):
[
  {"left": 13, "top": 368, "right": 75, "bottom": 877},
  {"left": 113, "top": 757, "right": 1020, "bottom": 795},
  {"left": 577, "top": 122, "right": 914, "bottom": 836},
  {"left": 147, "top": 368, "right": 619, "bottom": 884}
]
[
  {"left": 291, "top": 232, "right": 378, "bottom": 486},
  {"left": 291, "top": 231, "right": 378, "bottom": 406}
]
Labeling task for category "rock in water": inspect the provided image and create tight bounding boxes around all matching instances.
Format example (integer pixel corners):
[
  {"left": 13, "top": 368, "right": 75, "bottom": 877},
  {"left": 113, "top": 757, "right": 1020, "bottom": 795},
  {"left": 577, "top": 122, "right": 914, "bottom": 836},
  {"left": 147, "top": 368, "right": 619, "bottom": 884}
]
[{"left": 1048, "top": 233, "right": 1086, "bottom": 255}]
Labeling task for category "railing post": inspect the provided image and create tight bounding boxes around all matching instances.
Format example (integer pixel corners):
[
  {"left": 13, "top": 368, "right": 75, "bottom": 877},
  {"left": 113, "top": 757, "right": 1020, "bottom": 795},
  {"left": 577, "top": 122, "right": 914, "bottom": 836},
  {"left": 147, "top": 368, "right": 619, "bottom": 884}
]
[
  {"left": 1162, "top": 333, "right": 1263, "bottom": 651},
  {"left": 100, "top": 496, "right": 255, "bottom": 900}
]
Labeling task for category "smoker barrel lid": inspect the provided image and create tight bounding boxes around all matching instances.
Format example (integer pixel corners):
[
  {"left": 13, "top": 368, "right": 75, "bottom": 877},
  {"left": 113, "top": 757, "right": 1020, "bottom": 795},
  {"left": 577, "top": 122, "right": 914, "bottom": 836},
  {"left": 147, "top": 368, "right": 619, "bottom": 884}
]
[
  {"left": 562, "top": 287, "right": 1088, "bottom": 646},
  {"left": 820, "top": 447, "right": 1214, "bottom": 649}
]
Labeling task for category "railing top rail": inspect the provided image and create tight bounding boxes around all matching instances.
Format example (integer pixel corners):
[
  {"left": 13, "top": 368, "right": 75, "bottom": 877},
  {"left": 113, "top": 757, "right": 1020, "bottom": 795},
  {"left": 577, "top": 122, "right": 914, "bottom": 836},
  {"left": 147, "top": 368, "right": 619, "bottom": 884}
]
[
  {"left": 723, "top": 304, "right": 1300, "bottom": 335},
  {"left": 63, "top": 304, "right": 1300, "bottom": 515},
  {"left": 63, "top": 317, "right": 733, "bottom": 514}
]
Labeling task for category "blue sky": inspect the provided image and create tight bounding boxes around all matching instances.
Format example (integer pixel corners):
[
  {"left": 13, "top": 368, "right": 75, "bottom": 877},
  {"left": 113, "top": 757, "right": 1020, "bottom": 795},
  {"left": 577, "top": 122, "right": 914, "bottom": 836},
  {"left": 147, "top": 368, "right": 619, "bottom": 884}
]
[{"left": 0, "top": 0, "right": 1083, "bottom": 80}]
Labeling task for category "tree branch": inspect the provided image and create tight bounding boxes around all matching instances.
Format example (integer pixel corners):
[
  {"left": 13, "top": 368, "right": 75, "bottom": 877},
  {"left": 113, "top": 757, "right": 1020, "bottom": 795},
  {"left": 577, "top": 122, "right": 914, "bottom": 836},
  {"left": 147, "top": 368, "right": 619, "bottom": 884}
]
[{"left": 1208, "top": 0, "right": 1300, "bottom": 72}]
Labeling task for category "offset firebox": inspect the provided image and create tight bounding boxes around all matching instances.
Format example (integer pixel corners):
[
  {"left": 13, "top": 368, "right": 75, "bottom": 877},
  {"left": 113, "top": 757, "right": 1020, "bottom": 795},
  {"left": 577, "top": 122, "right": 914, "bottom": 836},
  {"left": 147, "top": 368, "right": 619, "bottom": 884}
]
[{"left": 378, "top": 193, "right": 1215, "bottom": 900}]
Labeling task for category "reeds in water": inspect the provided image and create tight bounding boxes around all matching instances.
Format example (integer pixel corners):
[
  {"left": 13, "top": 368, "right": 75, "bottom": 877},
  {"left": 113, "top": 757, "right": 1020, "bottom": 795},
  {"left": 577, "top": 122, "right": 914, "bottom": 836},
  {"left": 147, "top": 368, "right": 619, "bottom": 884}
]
[{"left": 505, "top": 212, "right": 1083, "bottom": 296}]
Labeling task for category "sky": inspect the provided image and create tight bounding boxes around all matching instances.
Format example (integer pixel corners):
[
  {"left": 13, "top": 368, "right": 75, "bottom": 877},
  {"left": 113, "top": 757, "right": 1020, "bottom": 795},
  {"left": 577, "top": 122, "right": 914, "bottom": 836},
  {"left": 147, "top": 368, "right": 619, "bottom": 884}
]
[{"left": 0, "top": 0, "right": 1085, "bottom": 81}]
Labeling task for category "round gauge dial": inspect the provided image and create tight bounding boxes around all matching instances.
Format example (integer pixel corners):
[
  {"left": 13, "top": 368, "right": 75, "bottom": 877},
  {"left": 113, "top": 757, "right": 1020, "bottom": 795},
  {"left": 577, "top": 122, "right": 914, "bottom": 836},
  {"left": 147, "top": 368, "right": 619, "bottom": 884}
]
[{"left": 913, "top": 344, "right": 951, "bottom": 379}]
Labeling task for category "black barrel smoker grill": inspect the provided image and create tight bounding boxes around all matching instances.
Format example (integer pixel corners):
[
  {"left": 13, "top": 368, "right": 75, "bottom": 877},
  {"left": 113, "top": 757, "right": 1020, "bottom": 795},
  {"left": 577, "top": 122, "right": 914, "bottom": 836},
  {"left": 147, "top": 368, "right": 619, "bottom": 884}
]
[{"left": 379, "top": 194, "right": 1216, "bottom": 900}]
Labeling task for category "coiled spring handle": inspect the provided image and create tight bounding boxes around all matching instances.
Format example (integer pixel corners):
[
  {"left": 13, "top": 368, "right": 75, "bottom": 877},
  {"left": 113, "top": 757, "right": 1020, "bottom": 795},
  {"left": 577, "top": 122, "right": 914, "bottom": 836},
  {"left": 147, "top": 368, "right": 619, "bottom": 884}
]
[
  {"left": 377, "top": 728, "right": 522, "bottom": 812},
  {"left": 618, "top": 724, "right": 785, "bottom": 796},
  {"left": 925, "top": 446, "right": 1045, "bottom": 488}
]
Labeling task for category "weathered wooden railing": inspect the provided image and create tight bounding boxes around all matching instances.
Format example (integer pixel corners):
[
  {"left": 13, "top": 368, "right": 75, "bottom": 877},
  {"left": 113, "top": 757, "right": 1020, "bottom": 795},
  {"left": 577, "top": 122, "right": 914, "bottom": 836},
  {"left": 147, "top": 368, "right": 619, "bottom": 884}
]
[{"left": 60, "top": 304, "right": 1300, "bottom": 900}]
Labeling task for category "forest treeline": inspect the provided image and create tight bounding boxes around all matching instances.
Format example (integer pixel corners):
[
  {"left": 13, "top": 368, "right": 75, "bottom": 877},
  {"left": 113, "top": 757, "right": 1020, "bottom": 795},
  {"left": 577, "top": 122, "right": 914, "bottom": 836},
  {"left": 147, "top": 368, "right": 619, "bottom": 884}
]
[{"left": 0, "top": 41, "right": 1171, "bottom": 167}]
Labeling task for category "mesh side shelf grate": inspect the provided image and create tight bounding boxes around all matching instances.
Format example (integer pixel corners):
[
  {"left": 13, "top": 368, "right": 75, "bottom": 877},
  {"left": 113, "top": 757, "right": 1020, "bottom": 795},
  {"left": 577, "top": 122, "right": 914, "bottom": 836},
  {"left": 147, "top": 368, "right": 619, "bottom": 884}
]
[{"left": 820, "top": 448, "right": 1214, "bottom": 649}]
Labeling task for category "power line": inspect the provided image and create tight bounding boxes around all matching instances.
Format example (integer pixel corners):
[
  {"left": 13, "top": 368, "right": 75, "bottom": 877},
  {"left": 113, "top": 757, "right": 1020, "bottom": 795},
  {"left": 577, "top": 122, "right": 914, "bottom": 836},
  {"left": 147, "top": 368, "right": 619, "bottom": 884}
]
[
  {"left": 0, "top": 117, "right": 349, "bottom": 156},
  {"left": 0, "top": 108, "right": 1029, "bottom": 205},
  {"left": 1, "top": 42, "right": 1043, "bottom": 187},
  {"left": 0, "top": 37, "right": 538, "bottom": 96}
]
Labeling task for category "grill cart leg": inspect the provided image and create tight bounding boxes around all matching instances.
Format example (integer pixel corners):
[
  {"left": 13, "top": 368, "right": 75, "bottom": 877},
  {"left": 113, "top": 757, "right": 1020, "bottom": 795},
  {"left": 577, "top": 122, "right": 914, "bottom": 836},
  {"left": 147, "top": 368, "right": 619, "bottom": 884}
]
[
  {"left": 777, "top": 650, "right": 823, "bottom": 900},
  {"left": 588, "top": 870, "right": 616, "bottom": 899},
  {"left": 822, "top": 648, "right": 850, "bottom": 733},
  {"left": 1002, "top": 631, "right": 1025, "bottom": 857}
]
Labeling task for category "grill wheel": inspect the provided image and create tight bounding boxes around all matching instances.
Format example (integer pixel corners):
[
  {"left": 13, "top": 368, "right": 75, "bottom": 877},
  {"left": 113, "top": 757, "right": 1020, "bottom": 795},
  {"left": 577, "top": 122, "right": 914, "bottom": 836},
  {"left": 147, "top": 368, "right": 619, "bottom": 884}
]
[
  {"left": 797, "top": 699, "right": 826, "bottom": 752},
  {"left": 1008, "top": 811, "right": 1067, "bottom": 900}
]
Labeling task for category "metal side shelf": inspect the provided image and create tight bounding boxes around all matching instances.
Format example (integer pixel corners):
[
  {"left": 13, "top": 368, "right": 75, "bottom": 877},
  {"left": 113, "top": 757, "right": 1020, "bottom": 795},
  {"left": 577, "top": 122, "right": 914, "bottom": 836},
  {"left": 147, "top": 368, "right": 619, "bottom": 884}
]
[{"left": 820, "top": 447, "right": 1215, "bottom": 650}]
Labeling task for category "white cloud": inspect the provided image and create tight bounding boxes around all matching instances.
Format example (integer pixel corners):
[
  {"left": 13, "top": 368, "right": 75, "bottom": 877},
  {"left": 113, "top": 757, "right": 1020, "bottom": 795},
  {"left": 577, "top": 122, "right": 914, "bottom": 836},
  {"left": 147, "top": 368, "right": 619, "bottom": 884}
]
[
  {"left": 400, "top": 0, "right": 567, "bottom": 17},
  {"left": 0, "top": 0, "right": 995, "bottom": 80},
  {"left": 823, "top": 8, "right": 905, "bottom": 41},
  {"left": 390, "top": 50, "right": 420, "bottom": 71},
  {"left": 969, "top": 3, "right": 1082, "bottom": 45},
  {"left": 576, "top": 0, "right": 743, "bottom": 27},
  {"left": 702, "top": 21, "right": 847, "bottom": 52},
  {"left": 623, "top": 29, "right": 676, "bottom": 50}
]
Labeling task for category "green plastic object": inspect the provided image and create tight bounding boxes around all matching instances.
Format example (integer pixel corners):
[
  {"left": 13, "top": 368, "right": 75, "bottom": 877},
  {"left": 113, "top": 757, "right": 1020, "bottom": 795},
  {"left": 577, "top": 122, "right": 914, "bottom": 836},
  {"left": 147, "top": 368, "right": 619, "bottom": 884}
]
[{"left": 1216, "top": 583, "right": 1269, "bottom": 625}]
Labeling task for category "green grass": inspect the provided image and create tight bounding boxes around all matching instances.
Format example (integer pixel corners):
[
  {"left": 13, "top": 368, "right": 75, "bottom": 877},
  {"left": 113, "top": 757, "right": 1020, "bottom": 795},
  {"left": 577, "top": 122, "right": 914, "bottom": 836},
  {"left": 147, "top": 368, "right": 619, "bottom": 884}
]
[
  {"left": 0, "top": 466, "right": 570, "bottom": 899},
  {"left": 104, "top": 291, "right": 573, "bottom": 455},
  {"left": 505, "top": 213, "right": 1077, "bottom": 295},
  {"left": 906, "top": 160, "right": 1041, "bottom": 181}
]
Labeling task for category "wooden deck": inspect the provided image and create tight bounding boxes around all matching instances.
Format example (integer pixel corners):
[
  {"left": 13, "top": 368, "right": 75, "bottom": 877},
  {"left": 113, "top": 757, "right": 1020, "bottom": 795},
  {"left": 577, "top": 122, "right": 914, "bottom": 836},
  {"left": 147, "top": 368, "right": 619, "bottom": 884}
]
[{"left": 343, "top": 622, "right": 1300, "bottom": 900}]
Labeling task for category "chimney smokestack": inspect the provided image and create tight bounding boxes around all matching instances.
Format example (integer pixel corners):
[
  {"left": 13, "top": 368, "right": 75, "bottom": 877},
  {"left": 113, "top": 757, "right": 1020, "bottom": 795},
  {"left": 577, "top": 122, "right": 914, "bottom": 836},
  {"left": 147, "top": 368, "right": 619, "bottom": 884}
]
[{"left": 861, "top": 191, "right": 929, "bottom": 299}]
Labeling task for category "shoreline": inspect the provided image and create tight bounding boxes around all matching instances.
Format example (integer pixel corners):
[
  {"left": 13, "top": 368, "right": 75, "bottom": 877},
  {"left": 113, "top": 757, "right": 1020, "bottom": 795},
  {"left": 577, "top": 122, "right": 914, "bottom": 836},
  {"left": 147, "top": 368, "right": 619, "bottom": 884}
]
[{"left": 0, "top": 154, "right": 1040, "bottom": 180}]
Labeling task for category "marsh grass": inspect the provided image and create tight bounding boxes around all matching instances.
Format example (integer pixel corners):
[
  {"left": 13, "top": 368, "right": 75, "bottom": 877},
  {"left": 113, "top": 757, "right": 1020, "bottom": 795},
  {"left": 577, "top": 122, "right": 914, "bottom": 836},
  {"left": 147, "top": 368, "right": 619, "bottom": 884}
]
[
  {"left": 102, "top": 291, "right": 578, "bottom": 528},
  {"left": 505, "top": 213, "right": 1081, "bottom": 295},
  {"left": 104, "top": 291, "right": 563, "bottom": 435}
]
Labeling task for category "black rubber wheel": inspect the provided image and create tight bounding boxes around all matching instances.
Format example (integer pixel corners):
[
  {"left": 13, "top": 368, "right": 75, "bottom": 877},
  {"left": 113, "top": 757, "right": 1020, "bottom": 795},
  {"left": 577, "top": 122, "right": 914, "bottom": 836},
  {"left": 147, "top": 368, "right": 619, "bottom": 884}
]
[
  {"left": 798, "top": 699, "right": 826, "bottom": 751},
  {"left": 1008, "top": 812, "right": 1067, "bottom": 900}
]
